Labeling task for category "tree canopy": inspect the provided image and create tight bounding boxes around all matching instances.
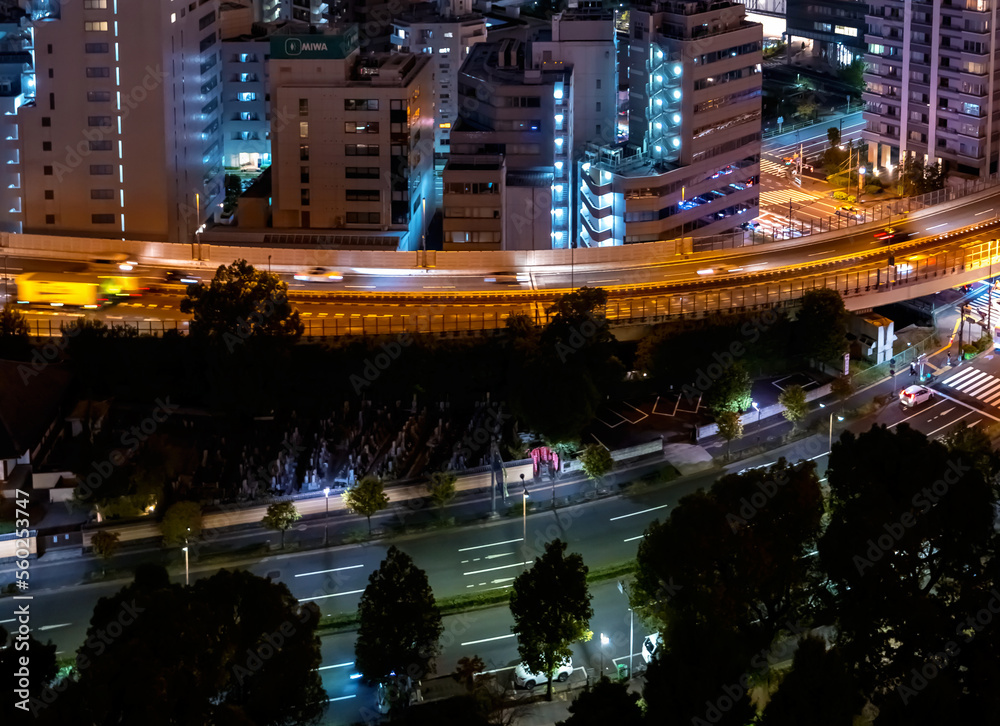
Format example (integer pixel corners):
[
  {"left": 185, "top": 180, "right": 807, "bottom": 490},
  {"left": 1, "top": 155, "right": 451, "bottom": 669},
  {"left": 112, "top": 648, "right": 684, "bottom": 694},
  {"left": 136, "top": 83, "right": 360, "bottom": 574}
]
[
  {"left": 557, "top": 676, "right": 644, "bottom": 726},
  {"left": 819, "top": 423, "right": 999, "bottom": 704},
  {"left": 342, "top": 475, "right": 390, "bottom": 535},
  {"left": 354, "top": 546, "right": 443, "bottom": 701},
  {"left": 794, "top": 289, "right": 848, "bottom": 364},
  {"left": 180, "top": 259, "right": 303, "bottom": 347},
  {"left": 758, "top": 636, "right": 859, "bottom": 726},
  {"left": 579, "top": 444, "right": 613, "bottom": 482},
  {"left": 703, "top": 363, "right": 752, "bottom": 415},
  {"left": 33, "top": 566, "right": 324, "bottom": 725},
  {"left": 261, "top": 501, "right": 301, "bottom": 549},
  {"left": 778, "top": 384, "right": 808, "bottom": 429},
  {"left": 160, "top": 500, "right": 203, "bottom": 546},
  {"left": 509, "top": 539, "right": 593, "bottom": 701}
]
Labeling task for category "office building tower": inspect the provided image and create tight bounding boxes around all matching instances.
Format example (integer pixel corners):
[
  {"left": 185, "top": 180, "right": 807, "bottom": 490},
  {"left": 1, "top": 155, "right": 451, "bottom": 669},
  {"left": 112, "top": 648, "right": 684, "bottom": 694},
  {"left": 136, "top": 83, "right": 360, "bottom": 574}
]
[
  {"left": 444, "top": 38, "right": 573, "bottom": 250},
  {"left": 863, "top": 0, "right": 997, "bottom": 178},
  {"left": 11, "top": 0, "right": 224, "bottom": 243},
  {"left": 785, "top": 0, "right": 865, "bottom": 68},
  {"left": 578, "top": 0, "right": 762, "bottom": 245},
  {"left": 0, "top": 23, "right": 30, "bottom": 233},
  {"left": 266, "top": 25, "right": 434, "bottom": 249}
]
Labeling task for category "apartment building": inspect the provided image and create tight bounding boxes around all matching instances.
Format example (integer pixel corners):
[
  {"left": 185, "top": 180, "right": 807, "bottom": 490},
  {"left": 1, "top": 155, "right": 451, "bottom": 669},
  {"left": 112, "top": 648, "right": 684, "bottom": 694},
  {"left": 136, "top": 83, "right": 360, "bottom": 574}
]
[
  {"left": 0, "top": 23, "right": 30, "bottom": 232},
  {"left": 11, "top": 0, "right": 224, "bottom": 243},
  {"left": 220, "top": 12, "right": 312, "bottom": 171},
  {"left": 444, "top": 38, "right": 573, "bottom": 250},
  {"left": 255, "top": 0, "right": 331, "bottom": 24},
  {"left": 391, "top": 0, "right": 487, "bottom": 158},
  {"left": 863, "top": 0, "right": 998, "bottom": 179},
  {"left": 577, "top": 0, "right": 761, "bottom": 245},
  {"left": 268, "top": 25, "right": 435, "bottom": 249}
]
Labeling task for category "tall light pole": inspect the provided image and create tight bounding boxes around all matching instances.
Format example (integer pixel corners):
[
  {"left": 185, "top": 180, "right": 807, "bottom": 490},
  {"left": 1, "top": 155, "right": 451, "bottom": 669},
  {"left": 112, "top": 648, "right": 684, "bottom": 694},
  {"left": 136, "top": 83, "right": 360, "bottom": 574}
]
[
  {"left": 821, "top": 404, "right": 844, "bottom": 451},
  {"left": 988, "top": 238, "right": 994, "bottom": 334},
  {"left": 599, "top": 633, "right": 610, "bottom": 678},
  {"left": 183, "top": 526, "right": 191, "bottom": 586},
  {"left": 323, "top": 487, "right": 330, "bottom": 546},
  {"left": 618, "top": 580, "right": 634, "bottom": 680},
  {"left": 521, "top": 475, "right": 528, "bottom": 570}
]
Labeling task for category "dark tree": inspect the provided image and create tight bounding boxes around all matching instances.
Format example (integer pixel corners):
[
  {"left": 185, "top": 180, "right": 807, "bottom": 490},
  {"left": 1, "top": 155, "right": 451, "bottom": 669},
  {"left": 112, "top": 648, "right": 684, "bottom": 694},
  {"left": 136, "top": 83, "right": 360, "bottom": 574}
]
[
  {"left": 635, "top": 459, "right": 823, "bottom": 654},
  {"left": 759, "top": 636, "right": 860, "bottom": 726},
  {"left": 509, "top": 539, "right": 593, "bottom": 701},
  {"left": 794, "top": 289, "right": 848, "bottom": 364},
  {"left": 355, "top": 546, "right": 443, "bottom": 700},
  {"left": 818, "top": 424, "right": 998, "bottom": 702},
  {"left": 33, "top": 567, "right": 324, "bottom": 725},
  {"left": 180, "top": 259, "right": 303, "bottom": 346},
  {"left": 556, "top": 676, "right": 644, "bottom": 726}
]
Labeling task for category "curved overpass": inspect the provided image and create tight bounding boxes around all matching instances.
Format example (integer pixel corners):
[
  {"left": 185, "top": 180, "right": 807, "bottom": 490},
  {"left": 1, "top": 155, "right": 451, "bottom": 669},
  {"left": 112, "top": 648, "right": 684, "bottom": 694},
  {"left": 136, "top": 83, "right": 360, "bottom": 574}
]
[{"left": 6, "top": 184, "right": 1000, "bottom": 335}]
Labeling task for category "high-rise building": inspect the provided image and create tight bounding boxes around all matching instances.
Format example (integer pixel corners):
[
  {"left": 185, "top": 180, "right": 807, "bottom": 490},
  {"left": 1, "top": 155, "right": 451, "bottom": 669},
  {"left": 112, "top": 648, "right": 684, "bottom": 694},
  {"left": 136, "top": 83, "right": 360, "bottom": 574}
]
[
  {"left": 444, "top": 38, "right": 573, "bottom": 250},
  {"left": 0, "top": 23, "right": 30, "bottom": 233},
  {"left": 578, "top": 0, "right": 762, "bottom": 245},
  {"left": 10, "top": 0, "right": 224, "bottom": 243},
  {"left": 863, "top": 0, "right": 997, "bottom": 179},
  {"left": 255, "top": 0, "right": 331, "bottom": 24},
  {"left": 390, "top": 0, "right": 487, "bottom": 158},
  {"left": 266, "top": 25, "right": 435, "bottom": 249}
]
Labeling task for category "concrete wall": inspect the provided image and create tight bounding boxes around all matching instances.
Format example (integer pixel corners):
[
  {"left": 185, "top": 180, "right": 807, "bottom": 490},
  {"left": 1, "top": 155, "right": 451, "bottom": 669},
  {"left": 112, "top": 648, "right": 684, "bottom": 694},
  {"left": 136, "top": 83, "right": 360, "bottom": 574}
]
[
  {"left": 0, "top": 531, "right": 36, "bottom": 563},
  {"left": 697, "top": 382, "right": 833, "bottom": 439}
]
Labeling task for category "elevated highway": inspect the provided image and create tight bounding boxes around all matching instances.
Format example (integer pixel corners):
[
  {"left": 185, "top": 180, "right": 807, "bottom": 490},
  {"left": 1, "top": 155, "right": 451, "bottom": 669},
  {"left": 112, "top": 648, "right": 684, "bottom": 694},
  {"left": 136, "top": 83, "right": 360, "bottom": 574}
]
[{"left": 6, "top": 183, "right": 1000, "bottom": 336}]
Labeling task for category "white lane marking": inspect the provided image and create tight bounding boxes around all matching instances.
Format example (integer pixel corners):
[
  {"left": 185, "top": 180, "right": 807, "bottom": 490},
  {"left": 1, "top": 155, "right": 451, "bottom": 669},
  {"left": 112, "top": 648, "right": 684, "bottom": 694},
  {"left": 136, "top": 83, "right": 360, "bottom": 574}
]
[
  {"left": 609, "top": 504, "right": 670, "bottom": 521},
  {"left": 461, "top": 633, "right": 516, "bottom": 647},
  {"left": 975, "top": 208, "right": 994, "bottom": 216},
  {"left": 329, "top": 695, "right": 357, "bottom": 702},
  {"left": 927, "top": 223, "right": 947, "bottom": 230},
  {"left": 345, "top": 285, "right": 376, "bottom": 289},
  {"left": 966, "top": 378, "right": 1000, "bottom": 398},
  {"left": 951, "top": 371, "right": 988, "bottom": 390},
  {"left": 38, "top": 623, "right": 71, "bottom": 631},
  {"left": 0, "top": 618, "right": 15, "bottom": 624},
  {"left": 464, "top": 561, "right": 532, "bottom": 576},
  {"left": 317, "top": 662, "right": 354, "bottom": 671},
  {"left": 928, "top": 412, "right": 971, "bottom": 437},
  {"left": 295, "top": 565, "right": 364, "bottom": 578},
  {"left": 624, "top": 535, "right": 645, "bottom": 543},
  {"left": 459, "top": 538, "right": 523, "bottom": 552},
  {"left": 808, "top": 251, "right": 831, "bottom": 257},
  {"left": 889, "top": 400, "right": 944, "bottom": 428},
  {"left": 299, "top": 589, "right": 365, "bottom": 601},
  {"left": 931, "top": 388, "right": 1000, "bottom": 422}
]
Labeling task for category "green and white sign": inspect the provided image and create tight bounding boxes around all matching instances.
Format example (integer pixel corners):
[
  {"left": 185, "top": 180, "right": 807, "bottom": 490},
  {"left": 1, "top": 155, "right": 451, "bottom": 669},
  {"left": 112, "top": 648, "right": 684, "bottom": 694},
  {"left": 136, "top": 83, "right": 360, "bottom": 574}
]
[{"left": 270, "top": 26, "right": 358, "bottom": 60}]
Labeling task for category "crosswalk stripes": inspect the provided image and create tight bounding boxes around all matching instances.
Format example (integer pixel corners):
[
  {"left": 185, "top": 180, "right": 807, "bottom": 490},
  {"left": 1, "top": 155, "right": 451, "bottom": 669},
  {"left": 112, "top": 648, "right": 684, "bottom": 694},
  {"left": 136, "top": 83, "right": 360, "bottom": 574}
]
[
  {"left": 760, "top": 159, "right": 787, "bottom": 176},
  {"left": 759, "top": 188, "right": 820, "bottom": 207},
  {"left": 941, "top": 367, "right": 1000, "bottom": 407},
  {"left": 964, "top": 294, "right": 1000, "bottom": 323}
]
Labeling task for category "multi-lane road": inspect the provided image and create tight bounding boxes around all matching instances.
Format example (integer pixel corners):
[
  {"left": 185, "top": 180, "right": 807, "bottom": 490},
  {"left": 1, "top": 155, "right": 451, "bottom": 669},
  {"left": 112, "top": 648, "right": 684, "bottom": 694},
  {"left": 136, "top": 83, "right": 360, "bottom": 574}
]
[{"left": 6, "top": 349, "right": 1000, "bottom": 723}]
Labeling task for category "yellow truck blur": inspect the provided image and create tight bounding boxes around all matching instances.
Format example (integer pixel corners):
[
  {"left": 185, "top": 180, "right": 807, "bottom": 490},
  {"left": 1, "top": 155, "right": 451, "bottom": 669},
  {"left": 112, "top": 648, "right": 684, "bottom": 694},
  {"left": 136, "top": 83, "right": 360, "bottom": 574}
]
[{"left": 15, "top": 272, "right": 140, "bottom": 307}]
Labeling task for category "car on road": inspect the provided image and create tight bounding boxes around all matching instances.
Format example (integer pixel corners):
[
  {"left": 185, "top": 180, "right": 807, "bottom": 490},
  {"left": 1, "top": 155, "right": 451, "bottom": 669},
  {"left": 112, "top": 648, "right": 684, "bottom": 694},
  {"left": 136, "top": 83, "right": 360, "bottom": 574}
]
[
  {"left": 899, "top": 385, "right": 934, "bottom": 408},
  {"left": 164, "top": 270, "right": 202, "bottom": 284},
  {"left": 294, "top": 267, "right": 344, "bottom": 282},
  {"left": 641, "top": 633, "right": 660, "bottom": 664},
  {"left": 513, "top": 657, "right": 573, "bottom": 689},
  {"left": 836, "top": 205, "right": 864, "bottom": 220},
  {"left": 90, "top": 253, "right": 137, "bottom": 271},
  {"left": 484, "top": 271, "right": 530, "bottom": 284},
  {"left": 874, "top": 227, "right": 903, "bottom": 244}
]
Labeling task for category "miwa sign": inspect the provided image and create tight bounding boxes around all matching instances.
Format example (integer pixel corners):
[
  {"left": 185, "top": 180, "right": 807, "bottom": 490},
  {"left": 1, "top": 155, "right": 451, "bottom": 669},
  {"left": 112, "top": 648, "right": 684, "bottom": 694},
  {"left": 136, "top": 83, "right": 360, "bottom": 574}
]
[{"left": 270, "top": 27, "right": 358, "bottom": 60}]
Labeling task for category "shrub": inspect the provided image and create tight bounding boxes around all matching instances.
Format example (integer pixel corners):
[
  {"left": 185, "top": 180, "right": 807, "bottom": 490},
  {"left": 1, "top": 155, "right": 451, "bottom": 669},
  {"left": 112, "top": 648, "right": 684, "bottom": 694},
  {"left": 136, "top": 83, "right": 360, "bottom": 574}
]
[
  {"left": 847, "top": 195, "right": 857, "bottom": 203},
  {"left": 865, "top": 184, "right": 882, "bottom": 195},
  {"left": 833, "top": 191, "right": 847, "bottom": 201}
]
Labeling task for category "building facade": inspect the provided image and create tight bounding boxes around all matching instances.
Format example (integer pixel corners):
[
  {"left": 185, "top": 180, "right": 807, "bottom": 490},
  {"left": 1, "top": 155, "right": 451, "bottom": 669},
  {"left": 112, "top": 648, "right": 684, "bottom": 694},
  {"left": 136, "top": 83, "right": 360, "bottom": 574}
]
[
  {"left": 10, "top": 0, "right": 224, "bottom": 244},
  {"left": 391, "top": 0, "right": 487, "bottom": 157},
  {"left": 444, "top": 38, "right": 573, "bottom": 250},
  {"left": 785, "top": 0, "right": 865, "bottom": 68},
  {"left": 268, "top": 26, "right": 435, "bottom": 249},
  {"left": 863, "top": 0, "right": 999, "bottom": 179},
  {"left": 577, "top": 0, "right": 761, "bottom": 245}
]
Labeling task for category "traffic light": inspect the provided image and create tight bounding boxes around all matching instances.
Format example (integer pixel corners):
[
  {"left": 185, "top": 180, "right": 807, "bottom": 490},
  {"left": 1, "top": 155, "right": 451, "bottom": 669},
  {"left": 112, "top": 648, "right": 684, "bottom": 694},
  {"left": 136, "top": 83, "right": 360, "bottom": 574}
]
[{"left": 889, "top": 360, "right": 896, "bottom": 377}]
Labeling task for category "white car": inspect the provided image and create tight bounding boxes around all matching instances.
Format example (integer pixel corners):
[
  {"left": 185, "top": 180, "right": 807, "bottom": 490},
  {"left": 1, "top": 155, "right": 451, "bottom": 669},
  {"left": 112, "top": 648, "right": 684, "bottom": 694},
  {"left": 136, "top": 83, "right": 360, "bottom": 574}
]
[
  {"left": 899, "top": 385, "right": 934, "bottom": 408},
  {"left": 294, "top": 266, "right": 343, "bottom": 282},
  {"left": 641, "top": 633, "right": 660, "bottom": 664},
  {"left": 513, "top": 657, "right": 573, "bottom": 689}
]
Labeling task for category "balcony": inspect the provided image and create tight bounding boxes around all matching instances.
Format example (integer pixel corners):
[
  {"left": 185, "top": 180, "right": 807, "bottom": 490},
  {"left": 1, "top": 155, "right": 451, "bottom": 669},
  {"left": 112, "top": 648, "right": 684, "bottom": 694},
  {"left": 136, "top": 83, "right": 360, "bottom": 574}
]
[
  {"left": 582, "top": 193, "right": 614, "bottom": 219},
  {"left": 582, "top": 215, "right": 614, "bottom": 243}
]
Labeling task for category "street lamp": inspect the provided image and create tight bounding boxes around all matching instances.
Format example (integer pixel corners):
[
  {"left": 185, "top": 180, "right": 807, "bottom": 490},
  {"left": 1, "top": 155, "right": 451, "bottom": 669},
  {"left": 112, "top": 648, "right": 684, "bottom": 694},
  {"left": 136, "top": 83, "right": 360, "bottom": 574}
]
[
  {"left": 183, "top": 526, "right": 191, "bottom": 586},
  {"left": 599, "top": 632, "right": 610, "bottom": 677},
  {"left": 751, "top": 400, "right": 760, "bottom": 425},
  {"left": 323, "top": 487, "right": 331, "bottom": 546},
  {"left": 858, "top": 165, "right": 866, "bottom": 202},
  {"left": 521, "top": 475, "right": 528, "bottom": 569},
  {"left": 821, "top": 404, "right": 844, "bottom": 450},
  {"left": 618, "top": 580, "right": 634, "bottom": 680}
]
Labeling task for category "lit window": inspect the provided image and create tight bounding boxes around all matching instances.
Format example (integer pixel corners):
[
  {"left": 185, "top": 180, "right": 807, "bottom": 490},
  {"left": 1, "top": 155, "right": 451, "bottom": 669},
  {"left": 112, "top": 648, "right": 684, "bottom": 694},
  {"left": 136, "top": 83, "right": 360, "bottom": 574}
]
[
  {"left": 445, "top": 32, "right": 454, "bottom": 38},
  {"left": 299, "top": 121, "right": 309, "bottom": 138},
  {"left": 439, "top": 122, "right": 451, "bottom": 128},
  {"left": 170, "top": 13, "right": 176, "bottom": 23},
  {"left": 84, "top": 21, "right": 108, "bottom": 31}
]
